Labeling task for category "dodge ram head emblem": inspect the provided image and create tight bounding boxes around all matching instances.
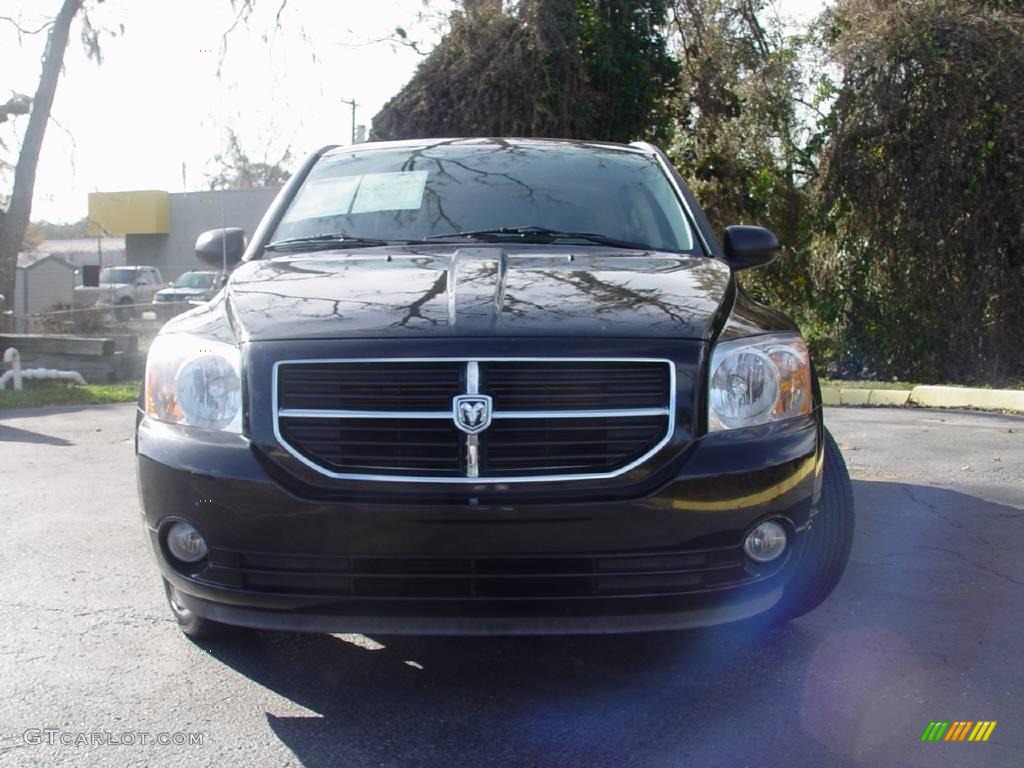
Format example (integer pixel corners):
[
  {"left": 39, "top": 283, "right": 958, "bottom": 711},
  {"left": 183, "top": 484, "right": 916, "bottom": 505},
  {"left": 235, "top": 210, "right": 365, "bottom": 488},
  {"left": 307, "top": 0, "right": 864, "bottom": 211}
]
[{"left": 453, "top": 394, "right": 493, "bottom": 434}]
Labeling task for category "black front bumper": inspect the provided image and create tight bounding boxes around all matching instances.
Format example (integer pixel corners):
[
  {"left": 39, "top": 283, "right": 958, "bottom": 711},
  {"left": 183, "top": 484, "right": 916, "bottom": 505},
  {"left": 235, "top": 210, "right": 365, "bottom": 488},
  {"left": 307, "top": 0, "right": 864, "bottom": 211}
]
[{"left": 136, "top": 407, "right": 823, "bottom": 635}]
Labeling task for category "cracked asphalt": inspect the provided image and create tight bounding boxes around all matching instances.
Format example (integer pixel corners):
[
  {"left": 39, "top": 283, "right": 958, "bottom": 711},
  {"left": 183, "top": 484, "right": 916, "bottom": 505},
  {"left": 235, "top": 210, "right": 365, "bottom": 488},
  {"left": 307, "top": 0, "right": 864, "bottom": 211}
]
[{"left": 1, "top": 403, "right": 1022, "bottom": 767}]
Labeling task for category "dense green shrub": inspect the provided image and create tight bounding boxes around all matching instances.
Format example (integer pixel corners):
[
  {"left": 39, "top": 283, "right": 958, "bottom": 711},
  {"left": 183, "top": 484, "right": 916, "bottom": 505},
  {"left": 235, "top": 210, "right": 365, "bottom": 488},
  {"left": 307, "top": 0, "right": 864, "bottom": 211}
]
[
  {"left": 815, "top": 0, "right": 1024, "bottom": 384},
  {"left": 372, "top": 0, "right": 678, "bottom": 143},
  {"left": 372, "top": 0, "right": 1024, "bottom": 385}
]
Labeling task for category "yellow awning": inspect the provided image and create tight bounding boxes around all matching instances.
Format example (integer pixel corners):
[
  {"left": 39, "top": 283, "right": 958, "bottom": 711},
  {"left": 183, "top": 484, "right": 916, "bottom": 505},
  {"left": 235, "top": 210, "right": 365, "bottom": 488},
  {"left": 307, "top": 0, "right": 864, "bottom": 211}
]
[{"left": 88, "top": 190, "right": 170, "bottom": 235}]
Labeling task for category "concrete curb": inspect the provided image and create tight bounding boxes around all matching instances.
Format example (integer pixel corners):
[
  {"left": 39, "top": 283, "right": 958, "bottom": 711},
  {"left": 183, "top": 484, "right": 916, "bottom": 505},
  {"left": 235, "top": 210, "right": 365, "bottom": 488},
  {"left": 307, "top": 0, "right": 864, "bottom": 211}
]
[
  {"left": 821, "top": 387, "right": 911, "bottom": 407},
  {"left": 909, "top": 385, "right": 1024, "bottom": 412},
  {"left": 821, "top": 384, "right": 1024, "bottom": 413}
]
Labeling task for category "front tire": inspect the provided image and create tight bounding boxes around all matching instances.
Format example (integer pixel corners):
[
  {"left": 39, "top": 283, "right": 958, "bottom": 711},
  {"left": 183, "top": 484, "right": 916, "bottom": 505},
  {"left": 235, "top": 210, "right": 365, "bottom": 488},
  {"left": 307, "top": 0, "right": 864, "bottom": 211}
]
[
  {"left": 772, "top": 428, "right": 855, "bottom": 622},
  {"left": 162, "top": 578, "right": 234, "bottom": 641},
  {"left": 114, "top": 297, "right": 133, "bottom": 321}
]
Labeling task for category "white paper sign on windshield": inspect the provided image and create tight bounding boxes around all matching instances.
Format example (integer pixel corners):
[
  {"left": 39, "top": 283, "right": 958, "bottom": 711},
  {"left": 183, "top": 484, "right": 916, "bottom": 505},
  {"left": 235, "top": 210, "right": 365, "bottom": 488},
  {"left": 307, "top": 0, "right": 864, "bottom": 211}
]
[
  {"left": 283, "top": 175, "right": 361, "bottom": 222},
  {"left": 351, "top": 171, "right": 429, "bottom": 213}
]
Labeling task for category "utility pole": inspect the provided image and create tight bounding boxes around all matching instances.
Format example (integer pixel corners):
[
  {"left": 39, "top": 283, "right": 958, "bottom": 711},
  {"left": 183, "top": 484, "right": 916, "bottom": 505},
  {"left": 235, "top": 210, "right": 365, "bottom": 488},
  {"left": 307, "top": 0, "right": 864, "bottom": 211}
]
[{"left": 340, "top": 98, "right": 359, "bottom": 144}]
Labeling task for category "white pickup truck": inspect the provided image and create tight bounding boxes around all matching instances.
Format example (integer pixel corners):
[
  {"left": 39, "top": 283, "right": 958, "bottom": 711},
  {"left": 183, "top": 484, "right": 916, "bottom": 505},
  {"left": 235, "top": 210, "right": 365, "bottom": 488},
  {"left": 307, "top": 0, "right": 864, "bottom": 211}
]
[{"left": 73, "top": 266, "right": 166, "bottom": 319}]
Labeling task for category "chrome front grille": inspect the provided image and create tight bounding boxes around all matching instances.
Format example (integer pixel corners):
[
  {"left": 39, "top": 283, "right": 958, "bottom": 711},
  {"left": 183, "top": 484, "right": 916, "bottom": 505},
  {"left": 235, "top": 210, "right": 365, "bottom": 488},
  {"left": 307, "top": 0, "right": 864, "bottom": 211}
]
[
  {"left": 277, "top": 361, "right": 461, "bottom": 412},
  {"left": 273, "top": 358, "right": 674, "bottom": 483}
]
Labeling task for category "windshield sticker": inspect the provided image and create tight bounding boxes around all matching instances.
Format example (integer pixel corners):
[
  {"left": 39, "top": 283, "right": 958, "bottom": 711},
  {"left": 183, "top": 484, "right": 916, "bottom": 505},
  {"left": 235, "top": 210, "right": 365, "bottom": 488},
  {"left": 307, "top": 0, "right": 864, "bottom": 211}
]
[
  {"left": 284, "top": 175, "right": 361, "bottom": 221},
  {"left": 350, "top": 170, "right": 429, "bottom": 213}
]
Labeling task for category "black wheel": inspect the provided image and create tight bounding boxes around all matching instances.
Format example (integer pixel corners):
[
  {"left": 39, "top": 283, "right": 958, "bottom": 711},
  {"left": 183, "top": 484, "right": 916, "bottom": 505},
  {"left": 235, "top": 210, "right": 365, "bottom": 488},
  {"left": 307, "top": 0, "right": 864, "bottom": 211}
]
[
  {"left": 114, "top": 297, "right": 134, "bottom": 321},
  {"left": 771, "top": 428, "right": 855, "bottom": 622},
  {"left": 162, "top": 578, "right": 234, "bottom": 640}
]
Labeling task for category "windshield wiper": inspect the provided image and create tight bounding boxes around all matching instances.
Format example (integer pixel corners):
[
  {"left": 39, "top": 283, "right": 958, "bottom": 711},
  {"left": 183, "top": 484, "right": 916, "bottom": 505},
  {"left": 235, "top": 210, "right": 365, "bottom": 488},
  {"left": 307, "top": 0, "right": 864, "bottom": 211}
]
[
  {"left": 264, "top": 234, "right": 418, "bottom": 252},
  {"left": 422, "top": 226, "right": 654, "bottom": 251}
]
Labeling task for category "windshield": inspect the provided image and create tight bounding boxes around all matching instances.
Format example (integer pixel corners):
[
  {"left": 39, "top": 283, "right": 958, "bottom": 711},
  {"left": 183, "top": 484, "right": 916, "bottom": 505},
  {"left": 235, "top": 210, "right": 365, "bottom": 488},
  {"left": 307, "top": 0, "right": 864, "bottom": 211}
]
[
  {"left": 173, "top": 273, "right": 216, "bottom": 289},
  {"left": 99, "top": 268, "right": 139, "bottom": 284},
  {"left": 271, "top": 140, "right": 695, "bottom": 253}
]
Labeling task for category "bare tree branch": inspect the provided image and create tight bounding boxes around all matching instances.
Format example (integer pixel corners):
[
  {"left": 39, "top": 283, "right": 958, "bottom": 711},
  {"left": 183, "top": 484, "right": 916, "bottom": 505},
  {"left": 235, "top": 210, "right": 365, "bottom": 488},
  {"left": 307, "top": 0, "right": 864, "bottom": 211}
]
[
  {"left": 218, "top": 0, "right": 257, "bottom": 75},
  {"left": 0, "top": 15, "right": 54, "bottom": 36}
]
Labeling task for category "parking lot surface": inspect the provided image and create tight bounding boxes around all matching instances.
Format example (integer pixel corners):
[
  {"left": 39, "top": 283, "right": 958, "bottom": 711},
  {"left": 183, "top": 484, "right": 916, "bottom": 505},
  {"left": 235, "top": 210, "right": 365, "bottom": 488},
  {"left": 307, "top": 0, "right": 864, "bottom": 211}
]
[{"left": 1, "top": 404, "right": 1022, "bottom": 767}]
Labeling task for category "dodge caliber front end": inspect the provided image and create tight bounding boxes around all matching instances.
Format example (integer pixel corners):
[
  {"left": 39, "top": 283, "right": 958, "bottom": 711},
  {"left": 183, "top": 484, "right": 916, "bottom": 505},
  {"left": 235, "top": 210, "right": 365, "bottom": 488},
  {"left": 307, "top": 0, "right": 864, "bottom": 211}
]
[{"left": 136, "top": 138, "right": 854, "bottom": 638}]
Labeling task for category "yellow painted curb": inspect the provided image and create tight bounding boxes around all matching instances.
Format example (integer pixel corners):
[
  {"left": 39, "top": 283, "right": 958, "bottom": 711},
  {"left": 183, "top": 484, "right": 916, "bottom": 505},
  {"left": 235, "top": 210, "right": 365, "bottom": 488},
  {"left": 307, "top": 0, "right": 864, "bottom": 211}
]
[
  {"left": 821, "top": 387, "right": 841, "bottom": 406},
  {"left": 909, "top": 385, "right": 1024, "bottom": 412},
  {"left": 822, "top": 384, "right": 1023, "bottom": 411},
  {"left": 868, "top": 389, "right": 912, "bottom": 406},
  {"left": 820, "top": 387, "right": 913, "bottom": 407},
  {"left": 839, "top": 389, "right": 872, "bottom": 406}
]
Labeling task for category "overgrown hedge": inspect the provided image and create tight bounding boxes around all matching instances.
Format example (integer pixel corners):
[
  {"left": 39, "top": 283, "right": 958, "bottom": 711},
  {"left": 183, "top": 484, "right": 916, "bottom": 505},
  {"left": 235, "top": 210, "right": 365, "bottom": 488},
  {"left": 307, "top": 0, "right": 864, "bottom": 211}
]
[{"left": 373, "top": 0, "right": 1024, "bottom": 385}]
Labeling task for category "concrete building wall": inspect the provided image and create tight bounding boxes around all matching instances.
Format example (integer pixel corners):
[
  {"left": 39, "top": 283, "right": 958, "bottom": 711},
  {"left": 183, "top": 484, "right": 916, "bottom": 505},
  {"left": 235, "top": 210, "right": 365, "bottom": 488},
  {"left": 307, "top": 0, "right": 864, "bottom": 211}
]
[{"left": 126, "top": 187, "right": 281, "bottom": 282}]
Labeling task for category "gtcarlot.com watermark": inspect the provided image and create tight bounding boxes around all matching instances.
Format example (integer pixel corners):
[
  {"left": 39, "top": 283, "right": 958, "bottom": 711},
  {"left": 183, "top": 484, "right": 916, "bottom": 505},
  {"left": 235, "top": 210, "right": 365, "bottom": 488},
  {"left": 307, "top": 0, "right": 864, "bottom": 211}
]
[{"left": 23, "top": 728, "right": 205, "bottom": 747}]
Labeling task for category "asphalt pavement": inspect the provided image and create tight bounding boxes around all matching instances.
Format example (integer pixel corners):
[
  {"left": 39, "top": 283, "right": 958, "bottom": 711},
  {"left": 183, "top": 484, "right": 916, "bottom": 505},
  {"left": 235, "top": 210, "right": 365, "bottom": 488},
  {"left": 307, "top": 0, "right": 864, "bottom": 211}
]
[{"left": 1, "top": 403, "right": 1022, "bottom": 767}]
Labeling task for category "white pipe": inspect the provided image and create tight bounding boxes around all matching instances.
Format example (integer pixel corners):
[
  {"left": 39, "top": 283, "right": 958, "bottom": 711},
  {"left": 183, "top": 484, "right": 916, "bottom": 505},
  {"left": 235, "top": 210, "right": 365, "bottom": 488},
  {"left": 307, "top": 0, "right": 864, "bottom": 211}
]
[
  {"left": 1, "top": 349, "right": 87, "bottom": 389},
  {"left": 2, "top": 347, "right": 21, "bottom": 390},
  {"left": 0, "top": 368, "right": 88, "bottom": 388}
]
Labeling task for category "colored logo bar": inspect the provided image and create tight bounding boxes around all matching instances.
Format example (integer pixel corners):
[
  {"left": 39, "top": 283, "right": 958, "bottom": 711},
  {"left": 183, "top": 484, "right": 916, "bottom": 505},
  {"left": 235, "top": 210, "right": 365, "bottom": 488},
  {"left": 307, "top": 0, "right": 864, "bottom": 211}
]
[{"left": 921, "top": 721, "right": 997, "bottom": 742}]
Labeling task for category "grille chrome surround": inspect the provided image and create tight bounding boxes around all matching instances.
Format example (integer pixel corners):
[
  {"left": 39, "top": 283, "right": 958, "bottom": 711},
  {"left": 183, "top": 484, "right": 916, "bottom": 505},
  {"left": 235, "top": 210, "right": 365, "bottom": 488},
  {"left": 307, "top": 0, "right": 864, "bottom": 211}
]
[{"left": 272, "top": 357, "right": 675, "bottom": 484}]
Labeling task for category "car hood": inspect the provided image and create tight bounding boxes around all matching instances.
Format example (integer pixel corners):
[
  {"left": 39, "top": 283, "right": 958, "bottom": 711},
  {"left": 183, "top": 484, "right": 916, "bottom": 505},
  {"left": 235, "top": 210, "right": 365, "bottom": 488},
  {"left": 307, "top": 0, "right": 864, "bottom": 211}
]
[
  {"left": 222, "top": 246, "right": 732, "bottom": 342},
  {"left": 157, "top": 287, "right": 207, "bottom": 297}
]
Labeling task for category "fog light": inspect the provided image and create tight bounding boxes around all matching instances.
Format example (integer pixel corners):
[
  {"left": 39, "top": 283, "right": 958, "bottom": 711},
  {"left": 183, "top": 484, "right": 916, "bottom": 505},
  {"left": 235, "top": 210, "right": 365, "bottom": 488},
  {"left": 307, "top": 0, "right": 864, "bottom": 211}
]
[
  {"left": 166, "top": 521, "right": 208, "bottom": 563},
  {"left": 743, "top": 520, "right": 787, "bottom": 562}
]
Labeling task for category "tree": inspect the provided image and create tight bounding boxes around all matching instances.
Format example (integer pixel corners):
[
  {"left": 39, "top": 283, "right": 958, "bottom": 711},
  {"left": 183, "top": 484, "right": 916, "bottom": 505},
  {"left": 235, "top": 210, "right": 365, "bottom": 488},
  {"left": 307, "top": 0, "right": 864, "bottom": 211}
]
[
  {"left": 814, "top": 0, "right": 1024, "bottom": 384},
  {"left": 0, "top": 0, "right": 89, "bottom": 330},
  {"left": 371, "top": 0, "right": 589, "bottom": 140},
  {"left": 25, "top": 217, "right": 90, "bottom": 244},
  {"left": 0, "top": 94, "right": 32, "bottom": 125},
  {"left": 576, "top": 0, "right": 679, "bottom": 143},
  {"left": 371, "top": 0, "right": 678, "bottom": 143},
  {"left": 206, "top": 129, "right": 292, "bottom": 189},
  {"left": 665, "top": 0, "right": 815, "bottom": 315}
]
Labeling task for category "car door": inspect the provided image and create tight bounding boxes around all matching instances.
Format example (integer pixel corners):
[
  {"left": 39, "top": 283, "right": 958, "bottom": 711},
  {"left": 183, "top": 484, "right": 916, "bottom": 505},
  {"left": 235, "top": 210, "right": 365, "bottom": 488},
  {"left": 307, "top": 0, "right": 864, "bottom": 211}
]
[{"left": 140, "top": 269, "right": 162, "bottom": 302}]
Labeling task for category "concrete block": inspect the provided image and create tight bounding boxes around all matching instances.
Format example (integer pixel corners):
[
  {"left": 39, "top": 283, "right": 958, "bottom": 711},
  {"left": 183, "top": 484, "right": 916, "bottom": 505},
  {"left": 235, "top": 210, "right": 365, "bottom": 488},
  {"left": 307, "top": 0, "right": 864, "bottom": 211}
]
[
  {"left": 867, "top": 389, "right": 912, "bottom": 406},
  {"left": 839, "top": 389, "right": 872, "bottom": 406},
  {"left": 910, "top": 385, "right": 1024, "bottom": 412},
  {"left": 821, "top": 387, "right": 841, "bottom": 406}
]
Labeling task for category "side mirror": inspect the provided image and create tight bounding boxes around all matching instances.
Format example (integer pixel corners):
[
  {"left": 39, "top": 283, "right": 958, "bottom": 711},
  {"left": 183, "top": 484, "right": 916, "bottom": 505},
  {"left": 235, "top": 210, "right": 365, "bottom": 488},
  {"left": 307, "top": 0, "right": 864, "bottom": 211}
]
[
  {"left": 195, "top": 228, "right": 247, "bottom": 269},
  {"left": 722, "top": 225, "right": 780, "bottom": 271}
]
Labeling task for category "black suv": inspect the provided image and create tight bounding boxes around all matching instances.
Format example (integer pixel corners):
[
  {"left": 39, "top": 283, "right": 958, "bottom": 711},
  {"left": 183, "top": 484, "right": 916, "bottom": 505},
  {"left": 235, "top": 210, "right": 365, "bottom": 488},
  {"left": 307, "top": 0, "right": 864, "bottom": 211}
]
[{"left": 137, "top": 138, "right": 854, "bottom": 638}]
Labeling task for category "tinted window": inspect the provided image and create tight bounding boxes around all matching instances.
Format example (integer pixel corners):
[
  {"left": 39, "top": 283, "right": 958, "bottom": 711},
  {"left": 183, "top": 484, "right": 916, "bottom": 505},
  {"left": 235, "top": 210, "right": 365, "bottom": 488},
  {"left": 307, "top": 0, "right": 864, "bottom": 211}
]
[
  {"left": 100, "top": 268, "right": 138, "bottom": 284},
  {"left": 175, "top": 273, "right": 216, "bottom": 288},
  {"left": 272, "top": 140, "right": 695, "bottom": 252}
]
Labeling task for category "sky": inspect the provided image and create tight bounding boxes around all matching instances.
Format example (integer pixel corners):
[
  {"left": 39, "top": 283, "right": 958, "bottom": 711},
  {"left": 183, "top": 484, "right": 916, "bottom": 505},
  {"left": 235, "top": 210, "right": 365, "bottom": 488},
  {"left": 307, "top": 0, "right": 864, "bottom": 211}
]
[{"left": 1, "top": 0, "right": 825, "bottom": 223}]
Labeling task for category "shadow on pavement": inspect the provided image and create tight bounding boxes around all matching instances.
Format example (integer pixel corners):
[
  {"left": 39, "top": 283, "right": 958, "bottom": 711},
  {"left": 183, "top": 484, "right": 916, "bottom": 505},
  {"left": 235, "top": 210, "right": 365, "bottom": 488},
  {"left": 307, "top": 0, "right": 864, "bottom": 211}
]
[
  {"left": 207, "top": 621, "right": 829, "bottom": 767},
  {"left": 0, "top": 423, "right": 73, "bottom": 446},
  {"left": 200, "top": 480, "right": 1024, "bottom": 768}
]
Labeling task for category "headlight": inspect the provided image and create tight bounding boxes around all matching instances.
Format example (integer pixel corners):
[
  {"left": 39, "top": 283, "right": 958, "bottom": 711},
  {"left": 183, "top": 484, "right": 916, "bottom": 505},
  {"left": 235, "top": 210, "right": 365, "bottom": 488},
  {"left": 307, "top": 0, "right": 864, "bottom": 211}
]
[
  {"left": 145, "top": 334, "right": 242, "bottom": 432},
  {"left": 708, "top": 334, "right": 812, "bottom": 431}
]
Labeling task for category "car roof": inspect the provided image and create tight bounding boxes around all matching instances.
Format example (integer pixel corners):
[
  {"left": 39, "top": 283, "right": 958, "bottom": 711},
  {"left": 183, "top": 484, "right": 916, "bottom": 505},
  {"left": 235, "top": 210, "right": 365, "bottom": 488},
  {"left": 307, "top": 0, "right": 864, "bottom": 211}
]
[{"left": 321, "top": 137, "right": 653, "bottom": 160}]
